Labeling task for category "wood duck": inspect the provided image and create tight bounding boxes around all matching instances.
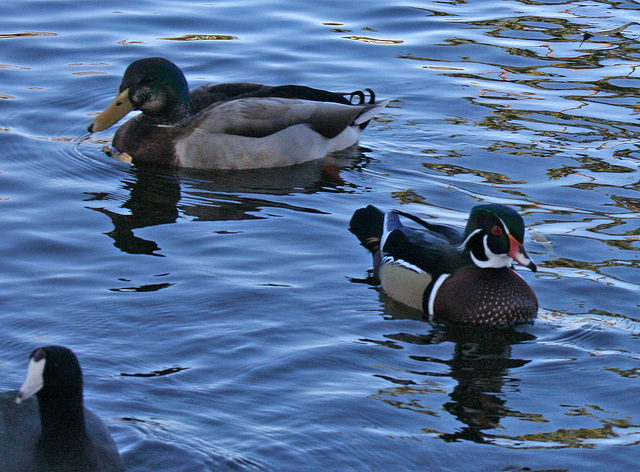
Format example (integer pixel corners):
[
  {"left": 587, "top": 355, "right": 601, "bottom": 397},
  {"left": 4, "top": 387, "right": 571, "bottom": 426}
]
[
  {"left": 349, "top": 204, "right": 539, "bottom": 325},
  {"left": 88, "top": 57, "right": 389, "bottom": 169}
]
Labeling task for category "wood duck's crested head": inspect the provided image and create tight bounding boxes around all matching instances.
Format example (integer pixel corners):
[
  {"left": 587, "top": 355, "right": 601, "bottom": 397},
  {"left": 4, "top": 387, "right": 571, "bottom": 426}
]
[{"left": 460, "top": 204, "right": 536, "bottom": 272}]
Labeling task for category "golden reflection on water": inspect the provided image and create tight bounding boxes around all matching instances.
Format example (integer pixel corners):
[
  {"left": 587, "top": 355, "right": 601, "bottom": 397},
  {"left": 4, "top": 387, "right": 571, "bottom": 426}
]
[
  {"left": 421, "top": 162, "right": 527, "bottom": 184},
  {"left": 0, "top": 31, "right": 56, "bottom": 38},
  {"left": 343, "top": 35, "right": 403, "bottom": 45},
  {"left": 493, "top": 414, "right": 640, "bottom": 449},
  {"left": 391, "top": 189, "right": 427, "bottom": 205},
  {"left": 160, "top": 34, "right": 238, "bottom": 41}
]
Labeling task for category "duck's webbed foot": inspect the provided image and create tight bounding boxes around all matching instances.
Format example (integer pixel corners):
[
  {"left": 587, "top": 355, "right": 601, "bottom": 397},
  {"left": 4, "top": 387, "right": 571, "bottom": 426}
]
[{"left": 102, "top": 146, "right": 133, "bottom": 164}]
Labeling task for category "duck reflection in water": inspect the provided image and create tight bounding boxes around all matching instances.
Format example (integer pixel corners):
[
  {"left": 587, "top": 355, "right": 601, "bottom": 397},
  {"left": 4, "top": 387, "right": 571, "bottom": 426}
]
[
  {"left": 370, "top": 301, "right": 536, "bottom": 444},
  {"left": 87, "top": 168, "right": 181, "bottom": 256},
  {"left": 436, "top": 325, "right": 534, "bottom": 443},
  {"left": 86, "top": 151, "right": 368, "bottom": 256}
]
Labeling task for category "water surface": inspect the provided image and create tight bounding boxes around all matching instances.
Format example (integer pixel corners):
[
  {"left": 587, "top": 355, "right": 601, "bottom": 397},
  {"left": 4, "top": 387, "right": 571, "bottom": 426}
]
[{"left": 0, "top": 1, "right": 639, "bottom": 471}]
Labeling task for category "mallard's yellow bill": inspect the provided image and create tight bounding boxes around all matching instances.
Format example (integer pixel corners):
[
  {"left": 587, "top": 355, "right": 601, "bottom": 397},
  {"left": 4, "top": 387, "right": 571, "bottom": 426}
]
[{"left": 88, "top": 88, "right": 133, "bottom": 133}]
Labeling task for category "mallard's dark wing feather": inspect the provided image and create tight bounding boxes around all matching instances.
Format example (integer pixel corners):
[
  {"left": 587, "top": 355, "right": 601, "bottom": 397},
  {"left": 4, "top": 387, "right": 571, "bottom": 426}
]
[
  {"left": 188, "top": 97, "right": 370, "bottom": 139},
  {"left": 188, "top": 83, "right": 354, "bottom": 115}
]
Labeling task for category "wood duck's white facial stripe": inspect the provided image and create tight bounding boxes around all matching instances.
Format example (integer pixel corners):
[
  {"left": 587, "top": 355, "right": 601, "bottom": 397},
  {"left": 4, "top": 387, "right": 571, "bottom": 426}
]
[
  {"left": 498, "top": 217, "right": 510, "bottom": 236},
  {"left": 473, "top": 234, "right": 513, "bottom": 268},
  {"left": 458, "top": 228, "right": 481, "bottom": 253},
  {"left": 460, "top": 225, "right": 514, "bottom": 269},
  {"left": 16, "top": 356, "right": 46, "bottom": 404}
]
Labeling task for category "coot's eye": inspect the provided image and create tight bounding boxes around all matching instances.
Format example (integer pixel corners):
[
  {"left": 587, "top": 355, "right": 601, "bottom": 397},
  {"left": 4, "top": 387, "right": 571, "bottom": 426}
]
[{"left": 491, "top": 225, "right": 503, "bottom": 236}]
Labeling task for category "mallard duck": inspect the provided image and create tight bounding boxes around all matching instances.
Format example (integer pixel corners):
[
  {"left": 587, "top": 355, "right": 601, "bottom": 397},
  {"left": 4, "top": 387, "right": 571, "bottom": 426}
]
[
  {"left": 349, "top": 204, "right": 539, "bottom": 325},
  {"left": 87, "top": 57, "right": 390, "bottom": 169},
  {"left": 0, "top": 346, "right": 124, "bottom": 471}
]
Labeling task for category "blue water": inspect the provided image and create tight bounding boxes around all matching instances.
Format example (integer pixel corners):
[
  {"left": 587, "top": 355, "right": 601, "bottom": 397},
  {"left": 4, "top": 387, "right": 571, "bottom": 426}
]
[{"left": 1, "top": 0, "right": 639, "bottom": 470}]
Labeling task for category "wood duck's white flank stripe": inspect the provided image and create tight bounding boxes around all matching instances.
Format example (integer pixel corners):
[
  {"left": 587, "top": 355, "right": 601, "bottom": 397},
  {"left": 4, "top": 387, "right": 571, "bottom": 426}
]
[
  {"left": 427, "top": 273, "right": 450, "bottom": 320},
  {"left": 380, "top": 256, "right": 432, "bottom": 311}
]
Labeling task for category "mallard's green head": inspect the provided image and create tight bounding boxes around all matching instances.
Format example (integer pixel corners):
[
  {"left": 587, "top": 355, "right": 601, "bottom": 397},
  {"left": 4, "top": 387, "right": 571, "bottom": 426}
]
[{"left": 88, "top": 57, "right": 190, "bottom": 133}]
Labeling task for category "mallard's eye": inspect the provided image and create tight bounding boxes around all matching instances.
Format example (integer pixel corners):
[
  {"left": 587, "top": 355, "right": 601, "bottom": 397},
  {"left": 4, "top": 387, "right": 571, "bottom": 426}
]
[{"left": 491, "top": 225, "right": 503, "bottom": 236}]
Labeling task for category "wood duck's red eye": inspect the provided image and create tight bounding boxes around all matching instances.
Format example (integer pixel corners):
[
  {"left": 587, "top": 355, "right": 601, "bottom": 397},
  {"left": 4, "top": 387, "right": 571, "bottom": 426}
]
[{"left": 491, "top": 225, "right": 503, "bottom": 236}]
